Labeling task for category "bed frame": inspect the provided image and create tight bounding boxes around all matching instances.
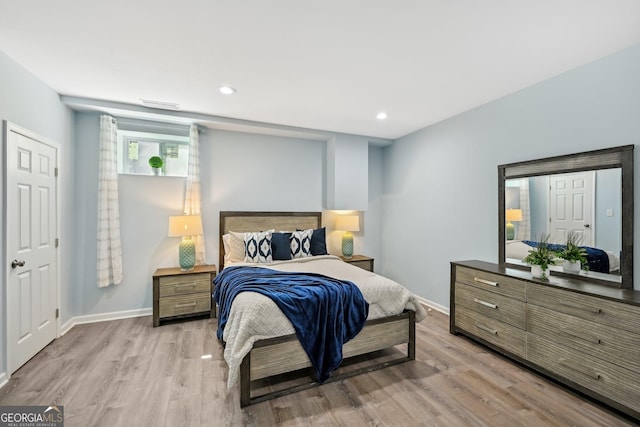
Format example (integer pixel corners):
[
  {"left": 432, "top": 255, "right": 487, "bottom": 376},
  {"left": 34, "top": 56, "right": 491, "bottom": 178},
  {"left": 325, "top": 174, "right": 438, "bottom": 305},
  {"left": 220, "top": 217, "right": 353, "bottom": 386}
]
[{"left": 219, "top": 211, "right": 416, "bottom": 406}]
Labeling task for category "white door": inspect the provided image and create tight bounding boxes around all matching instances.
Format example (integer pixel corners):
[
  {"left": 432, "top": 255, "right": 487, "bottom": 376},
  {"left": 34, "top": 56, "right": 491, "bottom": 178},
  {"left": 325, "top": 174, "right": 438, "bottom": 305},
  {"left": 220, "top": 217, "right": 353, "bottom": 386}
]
[
  {"left": 548, "top": 171, "right": 595, "bottom": 246},
  {"left": 6, "top": 122, "right": 59, "bottom": 373}
]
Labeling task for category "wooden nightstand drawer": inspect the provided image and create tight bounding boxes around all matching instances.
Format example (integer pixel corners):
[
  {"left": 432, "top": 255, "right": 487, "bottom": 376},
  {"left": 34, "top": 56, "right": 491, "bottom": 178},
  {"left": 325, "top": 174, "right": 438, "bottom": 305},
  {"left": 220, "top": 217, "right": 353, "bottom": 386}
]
[
  {"left": 456, "top": 266, "right": 525, "bottom": 301},
  {"left": 340, "top": 255, "right": 374, "bottom": 272},
  {"left": 455, "top": 282, "right": 526, "bottom": 329},
  {"left": 455, "top": 305, "right": 525, "bottom": 358},
  {"left": 159, "top": 273, "right": 211, "bottom": 297},
  {"left": 159, "top": 293, "right": 211, "bottom": 318}
]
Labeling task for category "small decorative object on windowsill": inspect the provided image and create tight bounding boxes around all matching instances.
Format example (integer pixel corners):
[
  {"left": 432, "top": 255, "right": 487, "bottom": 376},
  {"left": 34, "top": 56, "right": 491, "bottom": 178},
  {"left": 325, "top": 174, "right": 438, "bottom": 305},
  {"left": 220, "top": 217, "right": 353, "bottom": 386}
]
[
  {"left": 168, "top": 215, "right": 204, "bottom": 271},
  {"left": 523, "top": 234, "right": 558, "bottom": 280},
  {"left": 335, "top": 214, "right": 360, "bottom": 259},
  {"left": 505, "top": 208, "right": 523, "bottom": 240},
  {"left": 558, "top": 231, "right": 588, "bottom": 273},
  {"left": 149, "top": 156, "right": 164, "bottom": 176}
]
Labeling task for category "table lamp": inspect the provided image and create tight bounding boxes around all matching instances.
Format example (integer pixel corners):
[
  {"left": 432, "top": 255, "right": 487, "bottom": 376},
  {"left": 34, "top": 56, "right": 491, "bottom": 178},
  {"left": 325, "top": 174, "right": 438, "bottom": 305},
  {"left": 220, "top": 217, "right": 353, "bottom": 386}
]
[
  {"left": 505, "top": 208, "right": 523, "bottom": 240},
  {"left": 335, "top": 215, "right": 360, "bottom": 258},
  {"left": 168, "top": 215, "right": 203, "bottom": 271}
]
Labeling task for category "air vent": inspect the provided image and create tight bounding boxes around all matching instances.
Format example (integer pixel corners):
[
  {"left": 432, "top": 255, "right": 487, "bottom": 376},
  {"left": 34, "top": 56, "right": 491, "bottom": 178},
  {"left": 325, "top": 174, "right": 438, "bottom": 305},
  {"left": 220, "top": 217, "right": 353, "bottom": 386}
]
[{"left": 140, "top": 99, "right": 181, "bottom": 111}]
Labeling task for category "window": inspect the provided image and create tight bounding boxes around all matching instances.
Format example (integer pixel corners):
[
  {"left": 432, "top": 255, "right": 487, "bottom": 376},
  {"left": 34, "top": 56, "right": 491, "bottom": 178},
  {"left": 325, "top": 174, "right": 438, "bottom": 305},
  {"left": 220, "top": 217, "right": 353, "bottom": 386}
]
[{"left": 117, "top": 130, "right": 189, "bottom": 177}]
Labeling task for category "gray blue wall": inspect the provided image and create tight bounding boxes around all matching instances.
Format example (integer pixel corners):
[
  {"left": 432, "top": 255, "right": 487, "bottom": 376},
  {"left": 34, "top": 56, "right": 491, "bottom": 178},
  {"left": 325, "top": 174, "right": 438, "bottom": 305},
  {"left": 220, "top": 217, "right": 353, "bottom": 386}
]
[{"left": 382, "top": 43, "right": 640, "bottom": 308}]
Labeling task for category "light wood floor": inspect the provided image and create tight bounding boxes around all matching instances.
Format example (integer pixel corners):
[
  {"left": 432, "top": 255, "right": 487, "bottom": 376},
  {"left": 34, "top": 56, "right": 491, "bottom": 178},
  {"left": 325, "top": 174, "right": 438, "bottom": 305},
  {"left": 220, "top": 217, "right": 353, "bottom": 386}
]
[{"left": 0, "top": 308, "right": 636, "bottom": 427}]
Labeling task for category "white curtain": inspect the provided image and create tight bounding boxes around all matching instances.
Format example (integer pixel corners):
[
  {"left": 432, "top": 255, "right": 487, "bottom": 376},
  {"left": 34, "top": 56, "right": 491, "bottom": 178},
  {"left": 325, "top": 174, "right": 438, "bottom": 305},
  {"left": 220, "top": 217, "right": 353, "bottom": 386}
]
[
  {"left": 517, "top": 178, "right": 531, "bottom": 241},
  {"left": 96, "top": 115, "right": 124, "bottom": 287},
  {"left": 184, "top": 124, "right": 206, "bottom": 264}
]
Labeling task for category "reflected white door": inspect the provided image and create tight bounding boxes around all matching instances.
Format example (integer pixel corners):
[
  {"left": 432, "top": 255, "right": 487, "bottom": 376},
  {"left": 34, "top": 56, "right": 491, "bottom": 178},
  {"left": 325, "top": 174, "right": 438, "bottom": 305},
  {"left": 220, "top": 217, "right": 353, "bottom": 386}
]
[
  {"left": 6, "top": 122, "right": 58, "bottom": 373},
  {"left": 549, "top": 171, "right": 594, "bottom": 246}
]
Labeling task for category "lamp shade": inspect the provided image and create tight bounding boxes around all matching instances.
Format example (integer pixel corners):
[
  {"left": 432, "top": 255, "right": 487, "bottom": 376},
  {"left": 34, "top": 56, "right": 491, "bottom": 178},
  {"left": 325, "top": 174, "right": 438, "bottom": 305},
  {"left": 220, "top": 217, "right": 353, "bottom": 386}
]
[
  {"left": 335, "top": 215, "right": 360, "bottom": 232},
  {"left": 168, "top": 215, "right": 203, "bottom": 237},
  {"left": 505, "top": 209, "right": 523, "bottom": 222}
]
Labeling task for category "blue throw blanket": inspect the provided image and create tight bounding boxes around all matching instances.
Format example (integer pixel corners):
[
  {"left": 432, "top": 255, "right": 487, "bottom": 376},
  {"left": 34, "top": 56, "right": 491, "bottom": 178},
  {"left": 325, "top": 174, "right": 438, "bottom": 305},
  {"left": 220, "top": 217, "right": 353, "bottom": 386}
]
[
  {"left": 523, "top": 240, "right": 610, "bottom": 273},
  {"left": 213, "top": 266, "right": 369, "bottom": 383}
]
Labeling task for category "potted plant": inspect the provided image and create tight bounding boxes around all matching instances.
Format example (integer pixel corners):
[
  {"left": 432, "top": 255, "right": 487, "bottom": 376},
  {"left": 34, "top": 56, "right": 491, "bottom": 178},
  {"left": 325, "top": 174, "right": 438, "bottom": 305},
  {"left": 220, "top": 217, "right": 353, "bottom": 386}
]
[
  {"left": 148, "top": 156, "right": 163, "bottom": 175},
  {"left": 558, "top": 231, "right": 588, "bottom": 273},
  {"left": 523, "top": 234, "right": 558, "bottom": 280}
]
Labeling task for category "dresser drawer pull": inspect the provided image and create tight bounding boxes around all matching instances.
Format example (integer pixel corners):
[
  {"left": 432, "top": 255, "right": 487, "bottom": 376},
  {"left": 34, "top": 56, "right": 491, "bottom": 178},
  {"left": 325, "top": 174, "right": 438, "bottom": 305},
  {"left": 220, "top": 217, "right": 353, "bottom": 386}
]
[
  {"left": 474, "top": 298, "right": 497, "bottom": 309},
  {"left": 559, "top": 358, "right": 601, "bottom": 380},
  {"left": 558, "top": 299, "right": 602, "bottom": 314},
  {"left": 475, "top": 323, "right": 498, "bottom": 335},
  {"left": 175, "top": 283, "right": 197, "bottom": 289},
  {"left": 474, "top": 277, "right": 498, "bottom": 287},
  {"left": 559, "top": 326, "right": 602, "bottom": 345},
  {"left": 175, "top": 302, "right": 197, "bottom": 308}
]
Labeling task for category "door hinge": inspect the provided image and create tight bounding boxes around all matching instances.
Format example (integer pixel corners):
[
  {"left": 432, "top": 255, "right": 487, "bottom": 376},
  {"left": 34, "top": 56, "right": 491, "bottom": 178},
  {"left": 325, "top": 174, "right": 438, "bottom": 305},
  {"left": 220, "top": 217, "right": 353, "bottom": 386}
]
[
  {"left": 55, "top": 238, "right": 59, "bottom": 248},
  {"left": 55, "top": 167, "right": 59, "bottom": 177},
  {"left": 55, "top": 308, "right": 59, "bottom": 319}
]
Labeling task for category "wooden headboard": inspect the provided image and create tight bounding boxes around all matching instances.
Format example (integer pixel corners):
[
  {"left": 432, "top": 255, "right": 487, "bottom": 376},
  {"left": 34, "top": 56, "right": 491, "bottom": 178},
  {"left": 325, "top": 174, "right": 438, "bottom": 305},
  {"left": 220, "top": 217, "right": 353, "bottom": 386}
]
[{"left": 219, "top": 211, "right": 322, "bottom": 269}]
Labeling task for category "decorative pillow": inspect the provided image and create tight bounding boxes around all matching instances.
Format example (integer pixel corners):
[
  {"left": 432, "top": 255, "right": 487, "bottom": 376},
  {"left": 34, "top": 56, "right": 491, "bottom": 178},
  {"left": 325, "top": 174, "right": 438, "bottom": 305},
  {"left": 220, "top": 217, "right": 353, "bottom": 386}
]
[
  {"left": 244, "top": 231, "right": 273, "bottom": 263},
  {"left": 290, "top": 229, "right": 313, "bottom": 258},
  {"left": 310, "top": 227, "right": 328, "bottom": 255},
  {"left": 226, "top": 231, "right": 247, "bottom": 263},
  {"left": 271, "top": 232, "right": 293, "bottom": 261}
]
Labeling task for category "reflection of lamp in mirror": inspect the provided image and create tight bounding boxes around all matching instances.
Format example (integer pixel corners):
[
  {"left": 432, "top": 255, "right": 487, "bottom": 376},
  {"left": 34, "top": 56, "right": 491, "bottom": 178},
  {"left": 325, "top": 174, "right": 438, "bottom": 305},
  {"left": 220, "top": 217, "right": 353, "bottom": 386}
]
[
  {"left": 505, "top": 209, "right": 523, "bottom": 240},
  {"left": 335, "top": 215, "right": 360, "bottom": 258},
  {"left": 168, "top": 215, "right": 203, "bottom": 271}
]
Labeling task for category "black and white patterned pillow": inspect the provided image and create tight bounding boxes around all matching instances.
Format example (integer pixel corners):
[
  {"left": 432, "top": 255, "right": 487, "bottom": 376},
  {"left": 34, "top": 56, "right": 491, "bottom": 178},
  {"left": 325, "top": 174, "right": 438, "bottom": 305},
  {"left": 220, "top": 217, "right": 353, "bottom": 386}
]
[
  {"left": 290, "top": 229, "right": 312, "bottom": 258},
  {"left": 244, "top": 231, "right": 273, "bottom": 263}
]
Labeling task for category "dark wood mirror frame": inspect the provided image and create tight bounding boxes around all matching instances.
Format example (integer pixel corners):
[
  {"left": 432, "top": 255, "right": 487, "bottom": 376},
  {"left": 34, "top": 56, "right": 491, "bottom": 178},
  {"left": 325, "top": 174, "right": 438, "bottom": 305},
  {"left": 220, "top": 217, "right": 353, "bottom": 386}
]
[{"left": 498, "top": 145, "right": 634, "bottom": 289}]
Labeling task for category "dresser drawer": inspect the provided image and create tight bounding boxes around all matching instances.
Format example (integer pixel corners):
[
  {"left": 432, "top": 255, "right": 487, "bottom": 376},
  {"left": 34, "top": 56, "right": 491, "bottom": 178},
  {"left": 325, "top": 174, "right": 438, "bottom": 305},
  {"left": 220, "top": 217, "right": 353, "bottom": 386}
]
[
  {"left": 527, "top": 304, "right": 640, "bottom": 373},
  {"left": 455, "top": 266, "right": 525, "bottom": 301},
  {"left": 527, "top": 283, "right": 640, "bottom": 334},
  {"left": 159, "top": 293, "right": 211, "bottom": 318},
  {"left": 455, "top": 282, "right": 526, "bottom": 329},
  {"left": 159, "top": 273, "right": 211, "bottom": 297},
  {"left": 527, "top": 333, "right": 640, "bottom": 413},
  {"left": 455, "top": 306, "right": 525, "bottom": 358},
  {"left": 348, "top": 260, "right": 373, "bottom": 272}
]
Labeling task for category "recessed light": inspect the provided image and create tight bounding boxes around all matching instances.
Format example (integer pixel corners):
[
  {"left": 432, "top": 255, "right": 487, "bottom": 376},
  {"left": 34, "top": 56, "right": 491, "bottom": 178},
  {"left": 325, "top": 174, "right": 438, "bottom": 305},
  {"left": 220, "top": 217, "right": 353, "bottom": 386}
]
[
  {"left": 376, "top": 112, "right": 388, "bottom": 120},
  {"left": 218, "top": 86, "right": 236, "bottom": 95}
]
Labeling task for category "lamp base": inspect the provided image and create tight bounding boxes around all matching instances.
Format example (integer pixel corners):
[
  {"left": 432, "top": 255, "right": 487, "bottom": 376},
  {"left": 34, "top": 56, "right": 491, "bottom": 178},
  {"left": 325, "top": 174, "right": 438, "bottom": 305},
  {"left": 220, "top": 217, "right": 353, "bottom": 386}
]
[
  {"left": 179, "top": 236, "right": 196, "bottom": 271},
  {"left": 506, "top": 222, "right": 515, "bottom": 240},
  {"left": 342, "top": 232, "right": 354, "bottom": 258}
]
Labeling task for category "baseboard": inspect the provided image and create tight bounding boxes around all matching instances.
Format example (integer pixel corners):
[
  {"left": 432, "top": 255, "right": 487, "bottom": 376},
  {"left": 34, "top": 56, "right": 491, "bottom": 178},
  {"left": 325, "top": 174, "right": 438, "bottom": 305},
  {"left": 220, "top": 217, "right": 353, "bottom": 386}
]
[
  {"left": 60, "top": 308, "right": 152, "bottom": 336},
  {"left": 416, "top": 295, "right": 450, "bottom": 316}
]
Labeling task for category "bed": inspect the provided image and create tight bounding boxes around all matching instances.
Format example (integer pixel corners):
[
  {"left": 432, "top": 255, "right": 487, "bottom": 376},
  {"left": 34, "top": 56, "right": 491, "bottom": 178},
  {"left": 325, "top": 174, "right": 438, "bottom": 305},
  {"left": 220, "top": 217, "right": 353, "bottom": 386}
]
[{"left": 216, "top": 211, "right": 427, "bottom": 406}]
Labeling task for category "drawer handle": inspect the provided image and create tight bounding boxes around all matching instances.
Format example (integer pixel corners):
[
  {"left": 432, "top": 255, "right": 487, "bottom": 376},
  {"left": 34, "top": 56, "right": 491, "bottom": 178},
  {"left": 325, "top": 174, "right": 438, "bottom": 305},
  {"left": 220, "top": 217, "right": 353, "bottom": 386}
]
[
  {"left": 474, "top": 298, "right": 497, "bottom": 309},
  {"left": 559, "top": 326, "right": 602, "bottom": 345},
  {"left": 558, "top": 299, "right": 602, "bottom": 315},
  {"left": 474, "top": 277, "right": 498, "bottom": 287},
  {"left": 559, "top": 358, "right": 601, "bottom": 380},
  {"left": 175, "top": 302, "right": 197, "bottom": 308},
  {"left": 475, "top": 323, "right": 498, "bottom": 335},
  {"left": 176, "top": 283, "right": 197, "bottom": 289}
]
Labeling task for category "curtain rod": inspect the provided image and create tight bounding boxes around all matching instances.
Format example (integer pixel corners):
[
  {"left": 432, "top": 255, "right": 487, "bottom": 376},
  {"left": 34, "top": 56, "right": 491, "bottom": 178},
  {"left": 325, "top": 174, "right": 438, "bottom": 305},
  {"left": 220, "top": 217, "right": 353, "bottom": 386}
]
[{"left": 101, "top": 116, "right": 205, "bottom": 133}]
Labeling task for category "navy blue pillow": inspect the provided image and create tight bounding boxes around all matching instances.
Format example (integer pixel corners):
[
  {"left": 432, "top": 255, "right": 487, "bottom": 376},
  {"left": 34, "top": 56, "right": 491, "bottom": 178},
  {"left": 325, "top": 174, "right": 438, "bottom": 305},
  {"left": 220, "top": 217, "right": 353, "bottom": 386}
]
[
  {"left": 310, "top": 227, "right": 328, "bottom": 255},
  {"left": 271, "top": 232, "right": 292, "bottom": 260}
]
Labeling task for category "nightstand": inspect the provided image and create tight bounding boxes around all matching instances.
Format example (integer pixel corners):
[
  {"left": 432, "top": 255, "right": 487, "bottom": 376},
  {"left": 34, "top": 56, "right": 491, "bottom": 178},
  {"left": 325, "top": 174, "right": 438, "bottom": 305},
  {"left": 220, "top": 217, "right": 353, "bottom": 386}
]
[
  {"left": 153, "top": 264, "right": 217, "bottom": 327},
  {"left": 340, "top": 255, "right": 374, "bottom": 272}
]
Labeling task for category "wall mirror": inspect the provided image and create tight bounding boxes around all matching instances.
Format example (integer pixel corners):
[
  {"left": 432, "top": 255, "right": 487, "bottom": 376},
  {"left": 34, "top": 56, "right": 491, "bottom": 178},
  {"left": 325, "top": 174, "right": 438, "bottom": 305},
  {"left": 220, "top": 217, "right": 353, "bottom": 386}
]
[{"left": 498, "top": 145, "right": 634, "bottom": 289}]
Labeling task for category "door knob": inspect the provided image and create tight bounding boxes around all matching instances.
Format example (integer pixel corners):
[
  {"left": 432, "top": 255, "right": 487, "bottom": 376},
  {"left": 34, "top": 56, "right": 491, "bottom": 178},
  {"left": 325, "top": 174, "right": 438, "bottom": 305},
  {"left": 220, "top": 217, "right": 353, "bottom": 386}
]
[
  {"left": 11, "top": 260, "right": 25, "bottom": 269},
  {"left": 584, "top": 224, "right": 591, "bottom": 228}
]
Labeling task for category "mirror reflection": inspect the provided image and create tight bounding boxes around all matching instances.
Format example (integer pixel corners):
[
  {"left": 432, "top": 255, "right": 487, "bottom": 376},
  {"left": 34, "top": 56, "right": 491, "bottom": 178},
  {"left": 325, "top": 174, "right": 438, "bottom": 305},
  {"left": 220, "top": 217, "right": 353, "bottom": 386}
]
[{"left": 505, "top": 169, "right": 622, "bottom": 280}]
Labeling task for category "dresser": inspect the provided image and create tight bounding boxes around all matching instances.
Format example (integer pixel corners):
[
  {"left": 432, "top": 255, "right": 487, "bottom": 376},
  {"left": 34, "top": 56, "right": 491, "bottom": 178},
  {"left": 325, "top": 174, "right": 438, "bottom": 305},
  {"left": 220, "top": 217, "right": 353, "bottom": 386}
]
[
  {"left": 450, "top": 260, "right": 640, "bottom": 420},
  {"left": 153, "top": 265, "right": 217, "bottom": 327}
]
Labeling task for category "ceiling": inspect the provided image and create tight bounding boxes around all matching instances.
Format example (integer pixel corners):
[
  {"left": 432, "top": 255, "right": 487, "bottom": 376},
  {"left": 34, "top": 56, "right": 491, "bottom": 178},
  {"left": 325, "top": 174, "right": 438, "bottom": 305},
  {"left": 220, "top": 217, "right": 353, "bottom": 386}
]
[{"left": 1, "top": 1, "right": 640, "bottom": 140}]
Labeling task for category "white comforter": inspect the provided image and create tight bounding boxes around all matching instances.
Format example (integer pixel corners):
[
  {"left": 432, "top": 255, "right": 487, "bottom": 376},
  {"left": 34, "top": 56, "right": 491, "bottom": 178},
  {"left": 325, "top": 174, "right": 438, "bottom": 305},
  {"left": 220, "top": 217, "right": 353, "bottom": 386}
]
[{"left": 218, "top": 255, "right": 427, "bottom": 387}]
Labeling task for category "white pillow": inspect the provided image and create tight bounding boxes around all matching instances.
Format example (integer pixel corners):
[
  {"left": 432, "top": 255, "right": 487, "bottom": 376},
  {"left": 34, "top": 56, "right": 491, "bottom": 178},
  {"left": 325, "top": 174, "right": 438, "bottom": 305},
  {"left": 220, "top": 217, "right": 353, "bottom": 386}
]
[
  {"left": 244, "top": 230, "right": 273, "bottom": 263},
  {"left": 224, "top": 231, "right": 247, "bottom": 263},
  {"left": 290, "top": 229, "right": 312, "bottom": 258}
]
